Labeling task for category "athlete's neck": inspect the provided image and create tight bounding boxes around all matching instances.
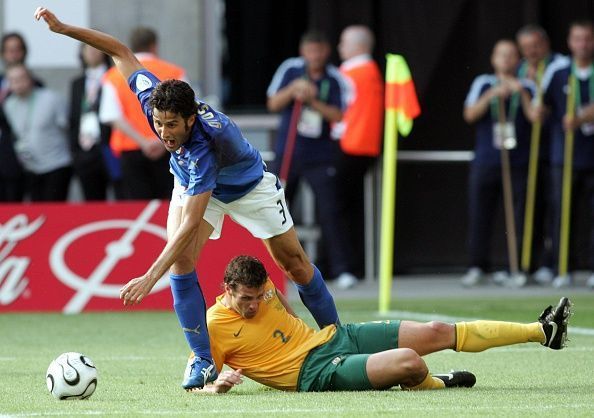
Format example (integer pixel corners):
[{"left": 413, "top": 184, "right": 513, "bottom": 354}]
[
  {"left": 574, "top": 57, "right": 593, "bottom": 69},
  {"left": 495, "top": 71, "right": 515, "bottom": 80},
  {"left": 307, "top": 68, "right": 324, "bottom": 81}
]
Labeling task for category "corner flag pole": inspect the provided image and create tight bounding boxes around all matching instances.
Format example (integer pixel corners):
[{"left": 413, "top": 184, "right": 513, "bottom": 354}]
[
  {"left": 498, "top": 98, "right": 520, "bottom": 275},
  {"left": 378, "top": 54, "right": 420, "bottom": 313},
  {"left": 559, "top": 75, "right": 576, "bottom": 277},
  {"left": 521, "top": 61, "right": 546, "bottom": 272},
  {"left": 379, "top": 107, "right": 398, "bottom": 314}
]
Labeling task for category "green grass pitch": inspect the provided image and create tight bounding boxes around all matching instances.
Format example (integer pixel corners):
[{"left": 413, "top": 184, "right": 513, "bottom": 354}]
[{"left": 1, "top": 294, "right": 593, "bottom": 417}]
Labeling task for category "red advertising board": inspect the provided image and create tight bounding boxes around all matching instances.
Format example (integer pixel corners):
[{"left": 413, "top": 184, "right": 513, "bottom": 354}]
[{"left": 0, "top": 200, "right": 285, "bottom": 313}]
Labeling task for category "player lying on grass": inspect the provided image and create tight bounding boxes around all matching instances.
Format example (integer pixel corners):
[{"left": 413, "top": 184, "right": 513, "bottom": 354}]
[
  {"left": 35, "top": 7, "right": 341, "bottom": 391},
  {"left": 191, "top": 255, "right": 572, "bottom": 393}
]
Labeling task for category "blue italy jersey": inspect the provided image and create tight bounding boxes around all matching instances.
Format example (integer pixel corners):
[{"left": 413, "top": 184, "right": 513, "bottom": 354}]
[
  {"left": 129, "top": 70, "right": 264, "bottom": 203},
  {"left": 542, "top": 56, "right": 594, "bottom": 169},
  {"left": 464, "top": 74, "right": 534, "bottom": 167}
]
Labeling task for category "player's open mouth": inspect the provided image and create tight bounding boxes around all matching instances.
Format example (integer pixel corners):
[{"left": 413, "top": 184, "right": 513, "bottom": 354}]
[{"left": 164, "top": 139, "right": 176, "bottom": 148}]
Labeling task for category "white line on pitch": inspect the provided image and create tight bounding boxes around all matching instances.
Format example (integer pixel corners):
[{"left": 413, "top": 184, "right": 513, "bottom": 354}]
[{"left": 3, "top": 403, "right": 594, "bottom": 416}]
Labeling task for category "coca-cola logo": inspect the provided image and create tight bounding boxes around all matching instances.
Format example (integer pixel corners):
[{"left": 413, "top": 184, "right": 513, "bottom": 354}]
[
  {"left": 49, "top": 200, "right": 169, "bottom": 313},
  {"left": 0, "top": 214, "right": 45, "bottom": 304},
  {"left": 1, "top": 200, "right": 170, "bottom": 312}
]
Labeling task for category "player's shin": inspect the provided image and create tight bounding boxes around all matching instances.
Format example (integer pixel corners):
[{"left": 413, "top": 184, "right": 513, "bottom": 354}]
[
  {"left": 455, "top": 320, "right": 545, "bottom": 352},
  {"left": 170, "top": 271, "right": 212, "bottom": 359},
  {"left": 295, "top": 265, "right": 340, "bottom": 328}
]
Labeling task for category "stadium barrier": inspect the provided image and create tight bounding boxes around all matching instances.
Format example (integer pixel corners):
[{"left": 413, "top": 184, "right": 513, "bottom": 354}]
[{"left": 0, "top": 200, "right": 284, "bottom": 313}]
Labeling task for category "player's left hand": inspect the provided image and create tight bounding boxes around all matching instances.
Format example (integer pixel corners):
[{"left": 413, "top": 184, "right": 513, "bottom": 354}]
[
  {"left": 34, "top": 7, "right": 66, "bottom": 33},
  {"left": 192, "top": 369, "right": 243, "bottom": 394},
  {"left": 119, "top": 274, "right": 156, "bottom": 305},
  {"left": 563, "top": 114, "right": 581, "bottom": 132}
]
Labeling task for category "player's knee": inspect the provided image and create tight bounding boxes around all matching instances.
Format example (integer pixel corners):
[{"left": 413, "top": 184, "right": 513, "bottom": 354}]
[
  {"left": 426, "top": 321, "right": 454, "bottom": 338},
  {"left": 277, "top": 253, "right": 309, "bottom": 282},
  {"left": 171, "top": 256, "right": 195, "bottom": 275},
  {"left": 398, "top": 348, "right": 427, "bottom": 380}
]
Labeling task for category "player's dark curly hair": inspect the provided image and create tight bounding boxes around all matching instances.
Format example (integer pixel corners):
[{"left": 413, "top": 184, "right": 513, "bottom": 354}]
[
  {"left": 224, "top": 255, "right": 268, "bottom": 290},
  {"left": 148, "top": 79, "right": 198, "bottom": 120}
]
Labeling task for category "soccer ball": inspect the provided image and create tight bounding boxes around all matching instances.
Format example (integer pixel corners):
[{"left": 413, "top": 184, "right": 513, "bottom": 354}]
[{"left": 46, "top": 352, "right": 98, "bottom": 400}]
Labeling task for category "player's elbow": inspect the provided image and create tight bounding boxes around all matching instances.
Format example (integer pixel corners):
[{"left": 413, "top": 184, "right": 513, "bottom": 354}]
[
  {"left": 267, "top": 97, "right": 281, "bottom": 113},
  {"left": 463, "top": 108, "right": 476, "bottom": 124}
]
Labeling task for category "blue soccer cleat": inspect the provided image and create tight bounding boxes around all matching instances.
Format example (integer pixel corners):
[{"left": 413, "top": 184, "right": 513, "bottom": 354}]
[{"left": 182, "top": 356, "right": 218, "bottom": 390}]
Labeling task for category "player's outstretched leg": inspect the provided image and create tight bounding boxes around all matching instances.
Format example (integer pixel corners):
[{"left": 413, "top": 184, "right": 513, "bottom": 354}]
[
  {"left": 295, "top": 264, "right": 340, "bottom": 328},
  {"left": 170, "top": 271, "right": 218, "bottom": 389},
  {"left": 454, "top": 297, "right": 572, "bottom": 352},
  {"left": 538, "top": 297, "right": 572, "bottom": 349}
]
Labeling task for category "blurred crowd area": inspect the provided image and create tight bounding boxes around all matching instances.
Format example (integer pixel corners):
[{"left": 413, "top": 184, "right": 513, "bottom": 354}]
[{"left": 2, "top": 17, "right": 594, "bottom": 290}]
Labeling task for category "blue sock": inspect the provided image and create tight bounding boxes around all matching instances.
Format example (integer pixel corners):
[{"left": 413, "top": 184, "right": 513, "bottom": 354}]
[
  {"left": 170, "top": 271, "right": 212, "bottom": 360},
  {"left": 296, "top": 265, "right": 340, "bottom": 328}
]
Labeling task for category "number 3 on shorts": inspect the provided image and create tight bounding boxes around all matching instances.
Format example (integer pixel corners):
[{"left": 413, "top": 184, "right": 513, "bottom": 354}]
[{"left": 276, "top": 200, "right": 287, "bottom": 225}]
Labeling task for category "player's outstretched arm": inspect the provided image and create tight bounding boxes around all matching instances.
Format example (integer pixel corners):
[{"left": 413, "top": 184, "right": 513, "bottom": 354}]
[
  {"left": 34, "top": 6, "right": 143, "bottom": 80},
  {"left": 193, "top": 369, "right": 244, "bottom": 394}
]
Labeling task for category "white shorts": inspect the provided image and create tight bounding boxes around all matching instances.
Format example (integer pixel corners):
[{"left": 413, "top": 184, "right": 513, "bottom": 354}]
[{"left": 170, "top": 171, "right": 294, "bottom": 239}]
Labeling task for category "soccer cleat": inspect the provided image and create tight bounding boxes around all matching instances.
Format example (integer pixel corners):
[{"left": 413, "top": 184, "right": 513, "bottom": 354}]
[
  {"left": 433, "top": 370, "right": 476, "bottom": 388},
  {"left": 461, "top": 268, "right": 485, "bottom": 287},
  {"left": 493, "top": 271, "right": 527, "bottom": 288},
  {"left": 182, "top": 356, "right": 218, "bottom": 390},
  {"left": 335, "top": 272, "right": 358, "bottom": 290},
  {"left": 533, "top": 267, "right": 554, "bottom": 285},
  {"left": 539, "top": 297, "right": 572, "bottom": 350},
  {"left": 552, "top": 274, "right": 572, "bottom": 288},
  {"left": 586, "top": 274, "right": 594, "bottom": 290}
]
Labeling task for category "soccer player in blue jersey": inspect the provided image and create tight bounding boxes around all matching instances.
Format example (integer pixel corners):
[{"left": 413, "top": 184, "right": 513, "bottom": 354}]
[{"left": 35, "top": 6, "right": 340, "bottom": 390}]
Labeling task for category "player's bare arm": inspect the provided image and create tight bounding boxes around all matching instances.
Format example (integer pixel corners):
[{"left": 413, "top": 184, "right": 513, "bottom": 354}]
[
  {"left": 308, "top": 99, "right": 342, "bottom": 123},
  {"left": 463, "top": 86, "right": 501, "bottom": 123},
  {"left": 193, "top": 369, "right": 244, "bottom": 394},
  {"left": 34, "top": 6, "right": 143, "bottom": 80},
  {"left": 119, "top": 191, "right": 212, "bottom": 305}
]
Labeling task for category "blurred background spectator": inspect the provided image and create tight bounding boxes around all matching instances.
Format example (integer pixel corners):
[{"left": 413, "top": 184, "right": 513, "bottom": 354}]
[
  {"left": 538, "top": 21, "right": 594, "bottom": 289},
  {"left": 69, "top": 43, "right": 121, "bottom": 201},
  {"left": 461, "top": 40, "right": 534, "bottom": 286},
  {"left": 515, "top": 24, "right": 563, "bottom": 285},
  {"left": 333, "top": 25, "right": 384, "bottom": 289},
  {"left": 3, "top": 63, "right": 72, "bottom": 201},
  {"left": 0, "top": 32, "right": 41, "bottom": 202},
  {"left": 267, "top": 30, "right": 353, "bottom": 283}
]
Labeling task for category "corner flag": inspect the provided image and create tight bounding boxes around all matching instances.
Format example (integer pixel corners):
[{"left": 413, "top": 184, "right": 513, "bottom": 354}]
[
  {"left": 385, "top": 54, "right": 421, "bottom": 136},
  {"left": 379, "top": 54, "right": 420, "bottom": 313}
]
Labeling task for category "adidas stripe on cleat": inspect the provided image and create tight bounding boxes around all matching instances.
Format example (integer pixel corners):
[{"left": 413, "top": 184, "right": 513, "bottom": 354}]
[
  {"left": 182, "top": 356, "right": 218, "bottom": 390},
  {"left": 433, "top": 370, "right": 476, "bottom": 388},
  {"left": 539, "top": 297, "right": 572, "bottom": 350}
]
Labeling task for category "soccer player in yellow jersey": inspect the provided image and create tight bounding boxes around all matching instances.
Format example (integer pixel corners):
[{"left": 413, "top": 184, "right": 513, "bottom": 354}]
[{"left": 192, "top": 255, "right": 571, "bottom": 393}]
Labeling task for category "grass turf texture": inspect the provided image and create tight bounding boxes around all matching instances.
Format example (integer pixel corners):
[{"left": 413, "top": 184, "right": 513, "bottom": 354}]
[{"left": 1, "top": 294, "right": 593, "bottom": 417}]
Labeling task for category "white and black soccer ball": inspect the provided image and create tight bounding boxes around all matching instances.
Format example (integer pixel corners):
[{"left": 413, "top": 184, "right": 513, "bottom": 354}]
[{"left": 46, "top": 352, "right": 98, "bottom": 400}]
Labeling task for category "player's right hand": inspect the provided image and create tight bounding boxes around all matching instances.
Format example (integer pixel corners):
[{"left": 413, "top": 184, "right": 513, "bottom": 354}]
[
  {"left": 212, "top": 369, "right": 243, "bottom": 393},
  {"left": 34, "top": 7, "right": 66, "bottom": 33},
  {"left": 119, "top": 274, "right": 155, "bottom": 305},
  {"left": 142, "top": 140, "right": 167, "bottom": 160}
]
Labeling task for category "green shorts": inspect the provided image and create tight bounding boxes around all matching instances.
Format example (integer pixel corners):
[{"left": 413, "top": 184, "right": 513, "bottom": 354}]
[{"left": 297, "top": 320, "right": 401, "bottom": 392}]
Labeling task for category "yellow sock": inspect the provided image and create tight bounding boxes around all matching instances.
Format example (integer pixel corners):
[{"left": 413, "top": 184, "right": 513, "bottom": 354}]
[
  {"left": 402, "top": 373, "right": 446, "bottom": 390},
  {"left": 455, "top": 321, "right": 545, "bottom": 352}
]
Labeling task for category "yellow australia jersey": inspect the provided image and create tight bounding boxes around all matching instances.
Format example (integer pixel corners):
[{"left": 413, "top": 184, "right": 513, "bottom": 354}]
[{"left": 207, "top": 279, "right": 336, "bottom": 391}]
